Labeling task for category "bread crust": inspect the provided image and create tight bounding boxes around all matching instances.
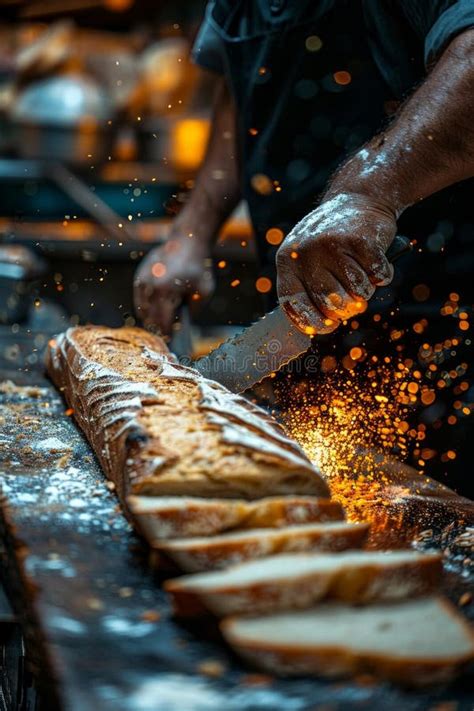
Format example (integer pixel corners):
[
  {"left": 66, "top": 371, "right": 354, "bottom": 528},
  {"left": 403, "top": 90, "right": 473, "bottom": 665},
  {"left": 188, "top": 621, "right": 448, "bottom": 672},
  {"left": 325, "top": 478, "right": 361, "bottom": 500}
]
[
  {"left": 127, "top": 495, "right": 345, "bottom": 540},
  {"left": 165, "top": 551, "right": 443, "bottom": 617},
  {"left": 221, "top": 598, "right": 474, "bottom": 686},
  {"left": 156, "top": 522, "right": 369, "bottom": 572},
  {"left": 46, "top": 326, "right": 329, "bottom": 501}
]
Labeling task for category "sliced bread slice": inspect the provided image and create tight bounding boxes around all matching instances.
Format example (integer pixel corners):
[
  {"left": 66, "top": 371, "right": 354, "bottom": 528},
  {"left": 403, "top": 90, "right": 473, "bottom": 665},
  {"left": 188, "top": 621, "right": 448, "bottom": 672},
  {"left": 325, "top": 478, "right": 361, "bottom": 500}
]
[
  {"left": 221, "top": 597, "right": 474, "bottom": 685},
  {"left": 155, "top": 521, "right": 369, "bottom": 573},
  {"left": 127, "top": 495, "right": 345, "bottom": 540},
  {"left": 165, "top": 550, "right": 443, "bottom": 617}
]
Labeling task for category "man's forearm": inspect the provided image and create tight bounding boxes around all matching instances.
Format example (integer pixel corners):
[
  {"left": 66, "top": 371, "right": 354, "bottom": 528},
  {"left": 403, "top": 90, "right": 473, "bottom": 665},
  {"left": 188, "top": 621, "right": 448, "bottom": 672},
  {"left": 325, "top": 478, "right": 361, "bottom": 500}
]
[
  {"left": 173, "top": 78, "right": 241, "bottom": 243},
  {"left": 327, "top": 29, "right": 474, "bottom": 216}
]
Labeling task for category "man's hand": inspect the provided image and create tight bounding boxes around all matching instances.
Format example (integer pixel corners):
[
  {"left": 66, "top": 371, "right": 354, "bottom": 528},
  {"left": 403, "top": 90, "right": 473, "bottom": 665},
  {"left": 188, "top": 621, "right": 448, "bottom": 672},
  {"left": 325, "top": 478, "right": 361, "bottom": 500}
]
[
  {"left": 276, "top": 193, "right": 397, "bottom": 334},
  {"left": 277, "top": 29, "right": 474, "bottom": 335},
  {"left": 134, "top": 77, "right": 241, "bottom": 335},
  {"left": 134, "top": 235, "right": 214, "bottom": 335}
]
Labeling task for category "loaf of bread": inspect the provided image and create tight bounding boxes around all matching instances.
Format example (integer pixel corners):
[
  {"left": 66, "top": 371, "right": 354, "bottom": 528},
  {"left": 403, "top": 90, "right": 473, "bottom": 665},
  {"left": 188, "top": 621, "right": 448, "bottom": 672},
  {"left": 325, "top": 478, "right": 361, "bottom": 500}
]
[
  {"left": 46, "top": 326, "right": 329, "bottom": 501},
  {"left": 128, "top": 494, "right": 344, "bottom": 540},
  {"left": 221, "top": 597, "right": 474, "bottom": 685},
  {"left": 165, "top": 550, "right": 443, "bottom": 616}
]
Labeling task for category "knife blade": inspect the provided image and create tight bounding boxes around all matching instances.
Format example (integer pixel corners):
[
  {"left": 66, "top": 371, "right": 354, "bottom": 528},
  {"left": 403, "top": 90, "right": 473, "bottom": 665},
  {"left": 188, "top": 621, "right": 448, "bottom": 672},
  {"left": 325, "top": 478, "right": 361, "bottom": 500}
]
[
  {"left": 193, "top": 306, "right": 310, "bottom": 392},
  {"left": 193, "top": 235, "right": 411, "bottom": 392}
]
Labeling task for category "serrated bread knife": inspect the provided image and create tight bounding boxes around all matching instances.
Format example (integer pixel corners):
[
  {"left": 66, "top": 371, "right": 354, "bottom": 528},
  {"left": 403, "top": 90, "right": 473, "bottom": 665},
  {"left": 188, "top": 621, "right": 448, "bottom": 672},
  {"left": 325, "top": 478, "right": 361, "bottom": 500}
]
[{"left": 191, "top": 235, "right": 411, "bottom": 393}]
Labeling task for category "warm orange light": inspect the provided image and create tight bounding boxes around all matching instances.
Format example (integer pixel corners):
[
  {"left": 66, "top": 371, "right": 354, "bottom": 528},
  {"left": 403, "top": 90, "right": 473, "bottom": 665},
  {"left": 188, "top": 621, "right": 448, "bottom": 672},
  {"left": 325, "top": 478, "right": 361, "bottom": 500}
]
[
  {"left": 321, "top": 355, "right": 337, "bottom": 372},
  {"left": 217, "top": 260, "right": 227, "bottom": 269},
  {"left": 334, "top": 70, "right": 351, "bottom": 85},
  {"left": 328, "top": 292, "right": 343, "bottom": 309},
  {"left": 459, "top": 320, "right": 469, "bottom": 331},
  {"left": 349, "top": 347, "right": 363, "bottom": 360},
  {"left": 230, "top": 279, "right": 240, "bottom": 287},
  {"left": 354, "top": 299, "right": 367, "bottom": 313},
  {"left": 421, "top": 390, "right": 435, "bottom": 405},
  {"left": 104, "top": 0, "right": 134, "bottom": 11},
  {"left": 151, "top": 262, "right": 167, "bottom": 278},
  {"left": 265, "top": 228, "right": 284, "bottom": 246},
  {"left": 172, "top": 118, "right": 211, "bottom": 171},
  {"left": 251, "top": 173, "right": 273, "bottom": 195},
  {"left": 290, "top": 251, "right": 298, "bottom": 259},
  {"left": 255, "top": 277, "right": 272, "bottom": 294}
]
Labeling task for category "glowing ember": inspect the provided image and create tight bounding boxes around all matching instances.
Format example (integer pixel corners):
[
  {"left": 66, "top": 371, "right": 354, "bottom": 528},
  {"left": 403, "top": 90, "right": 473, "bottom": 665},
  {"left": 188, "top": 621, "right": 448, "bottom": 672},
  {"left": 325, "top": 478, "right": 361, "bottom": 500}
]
[
  {"left": 277, "top": 310, "right": 471, "bottom": 525},
  {"left": 281, "top": 359, "right": 412, "bottom": 482}
]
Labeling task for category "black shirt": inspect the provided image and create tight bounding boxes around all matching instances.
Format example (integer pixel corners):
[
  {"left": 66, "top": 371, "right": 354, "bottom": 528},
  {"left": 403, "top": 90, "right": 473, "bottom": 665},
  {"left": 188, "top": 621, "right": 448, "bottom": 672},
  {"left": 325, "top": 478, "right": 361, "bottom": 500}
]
[{"left": 192, "top": 0, "right": 474, "bottom": 309}]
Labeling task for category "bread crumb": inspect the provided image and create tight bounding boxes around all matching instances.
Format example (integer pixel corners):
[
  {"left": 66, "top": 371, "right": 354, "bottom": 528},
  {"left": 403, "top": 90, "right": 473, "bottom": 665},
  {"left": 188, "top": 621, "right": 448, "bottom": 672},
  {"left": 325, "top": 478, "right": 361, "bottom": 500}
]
[
  {"left": 429, "top": 702, "right": 458, "bottom": 711},
  {"left": 241, "top": 673, "right": 273, "bottom": 686},
  {"left": 354, "top": 673, "right": 377, "bottom": 686},
  {"left": 197, "top": 659, "right": 226, "bottom": 678},
  {"left": 140, "top": 610, "right": 161, "bottom": 622},
  {"left": 86, "top": 597, "right": 104, "bottom": 611}
]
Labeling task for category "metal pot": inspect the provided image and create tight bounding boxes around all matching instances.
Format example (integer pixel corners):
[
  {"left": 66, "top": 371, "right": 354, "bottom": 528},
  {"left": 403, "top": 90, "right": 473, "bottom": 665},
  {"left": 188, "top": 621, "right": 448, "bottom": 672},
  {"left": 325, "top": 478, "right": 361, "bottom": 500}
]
[{"left": 10, "top": 74, "right": 116, "bottom": 166}]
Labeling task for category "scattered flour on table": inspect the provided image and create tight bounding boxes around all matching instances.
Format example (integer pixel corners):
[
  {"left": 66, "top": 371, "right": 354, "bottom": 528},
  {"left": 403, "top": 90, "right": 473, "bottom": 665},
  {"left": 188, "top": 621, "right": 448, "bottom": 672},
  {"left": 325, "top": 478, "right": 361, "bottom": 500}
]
[{"left": 34, "top": 437, "right": 72, "bottom": 451}]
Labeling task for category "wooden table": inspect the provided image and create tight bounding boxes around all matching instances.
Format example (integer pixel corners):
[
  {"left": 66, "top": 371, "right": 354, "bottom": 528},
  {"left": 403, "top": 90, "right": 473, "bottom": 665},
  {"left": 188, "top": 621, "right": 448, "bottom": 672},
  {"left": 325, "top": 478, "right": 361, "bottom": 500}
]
[{"left": 0, "top": 368, "right": 473, "bottom": 711}]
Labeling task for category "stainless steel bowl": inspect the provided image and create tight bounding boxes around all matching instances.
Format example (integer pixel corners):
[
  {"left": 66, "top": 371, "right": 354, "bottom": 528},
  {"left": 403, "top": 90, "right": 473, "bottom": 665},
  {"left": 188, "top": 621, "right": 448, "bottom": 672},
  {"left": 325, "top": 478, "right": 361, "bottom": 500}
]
[{"left": 10, "top": 74, "right": 115, "bottom": 165}]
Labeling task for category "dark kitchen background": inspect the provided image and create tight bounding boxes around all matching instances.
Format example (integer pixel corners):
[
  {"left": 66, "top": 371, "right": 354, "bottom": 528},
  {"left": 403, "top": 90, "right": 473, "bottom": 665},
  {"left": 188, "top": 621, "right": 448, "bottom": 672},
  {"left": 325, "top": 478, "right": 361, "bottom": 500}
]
[{"left": 0, "top": 0, "right": 257, "bottom": 357}]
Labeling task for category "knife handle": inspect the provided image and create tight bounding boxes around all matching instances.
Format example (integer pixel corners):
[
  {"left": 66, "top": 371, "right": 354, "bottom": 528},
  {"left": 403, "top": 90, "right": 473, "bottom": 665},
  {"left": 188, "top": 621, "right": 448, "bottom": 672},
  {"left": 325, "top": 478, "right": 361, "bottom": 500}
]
[{"left": 386, "top": 235, "right": 411, "bottom": 263}]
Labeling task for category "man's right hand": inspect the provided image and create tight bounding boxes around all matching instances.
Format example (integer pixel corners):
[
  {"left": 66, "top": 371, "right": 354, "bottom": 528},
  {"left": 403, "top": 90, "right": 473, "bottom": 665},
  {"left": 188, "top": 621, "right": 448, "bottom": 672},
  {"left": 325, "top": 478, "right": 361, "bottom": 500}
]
[
  {"left": 133, "top": 77, "right": 240, "bottom": 334},
  {"left": 133, "top": 234, "right": 215, "bottom": 335}
]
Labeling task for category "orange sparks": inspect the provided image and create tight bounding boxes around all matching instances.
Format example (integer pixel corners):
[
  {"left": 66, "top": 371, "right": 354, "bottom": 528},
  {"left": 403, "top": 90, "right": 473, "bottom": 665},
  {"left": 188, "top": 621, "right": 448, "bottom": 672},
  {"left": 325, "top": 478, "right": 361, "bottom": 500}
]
[
  {"left": 151, "top": 262, "right": 167, "bottom": 278},
  {"left": 334, "top": 70, "right": 351, "bottom": 85},
  {"left": 255, "top": 277, "right": 272, "bottom": 293},
  {"left": 265, "top": 228, "right": 284, "bottom": 245}
]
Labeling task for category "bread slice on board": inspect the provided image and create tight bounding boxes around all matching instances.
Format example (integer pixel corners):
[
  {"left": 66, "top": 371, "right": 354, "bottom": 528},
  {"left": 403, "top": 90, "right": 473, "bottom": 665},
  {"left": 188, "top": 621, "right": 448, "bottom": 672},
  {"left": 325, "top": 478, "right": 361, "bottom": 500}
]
[
  {"left": 155, "top": 521, "right": 369, "bottom": 573},
  {"left": 127, "top": 495, "right": 345, "bottom": 541},
  {"left": 221, "top": 597, "right": 474, "bottom": 685},
  {"left": 165, "top": 549, "right": 443, "bottom": 617},
  {"left": 46, "top": 326, "right": 329, "bottom": 500}
]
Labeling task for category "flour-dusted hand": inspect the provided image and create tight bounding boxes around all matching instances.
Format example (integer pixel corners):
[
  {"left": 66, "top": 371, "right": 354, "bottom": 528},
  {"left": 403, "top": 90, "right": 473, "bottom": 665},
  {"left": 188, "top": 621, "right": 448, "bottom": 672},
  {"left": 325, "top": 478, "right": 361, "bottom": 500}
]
[
  {"left": 134, "top": 235, "right": 215, "bottom": 335},
  {"left": 276, "top": 192, "right": 397, "bottom": 334}
]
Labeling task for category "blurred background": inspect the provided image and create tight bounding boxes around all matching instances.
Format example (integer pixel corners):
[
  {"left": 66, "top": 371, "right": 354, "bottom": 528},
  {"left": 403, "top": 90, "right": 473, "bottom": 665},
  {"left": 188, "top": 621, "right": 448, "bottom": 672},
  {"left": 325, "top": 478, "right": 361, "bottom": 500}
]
[{"left": 0, "top": 0, "right": 257, "bottom": 368}]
